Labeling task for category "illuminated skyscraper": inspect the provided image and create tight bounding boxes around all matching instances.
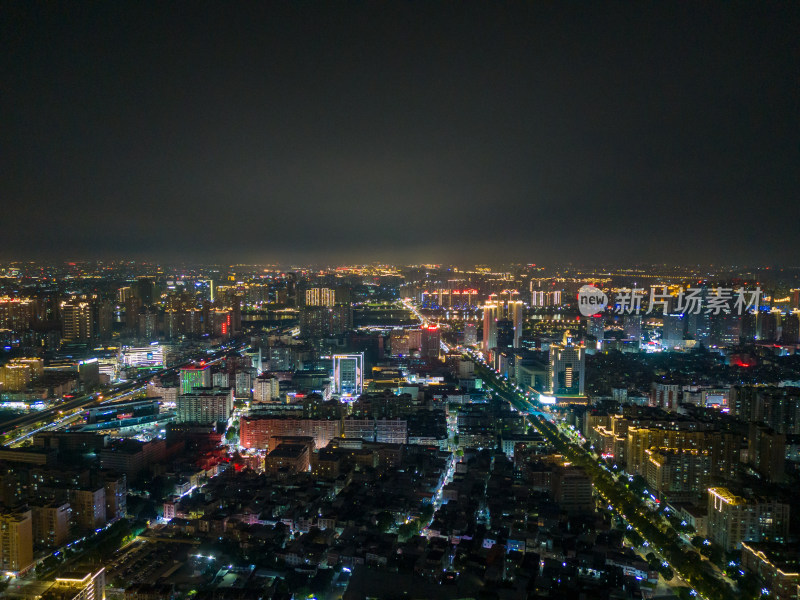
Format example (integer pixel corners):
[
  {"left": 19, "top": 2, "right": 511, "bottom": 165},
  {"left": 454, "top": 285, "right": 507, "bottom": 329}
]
[
  {"left": 60, "top": 299, "right": 94, "bottom": 341},
  {"left": 482, "top": 296, "right": 499, "bottom": 351},
  {"left": 507, "top": 297, "right": 524, "bottom": 347},
  {"left": 179, "top": 364, "right": 211, "bottom": 394},
  {"left": 0, "top": 508, "right": 33, "bottom": 573},
  {"left": 333, "top": 353, "right": 364, "bottom": 396},
  {"left": 548, "top": 332, "right": 585, "bottom": 396},
  {"left": 305, "top": 287, "right": 336, "bottom": 307},
  {"left": 463, "top": 322, "right": 477, "bottom": 346},
  {"left": 420, "top": 325, "right": 441, "bottom": 359}
]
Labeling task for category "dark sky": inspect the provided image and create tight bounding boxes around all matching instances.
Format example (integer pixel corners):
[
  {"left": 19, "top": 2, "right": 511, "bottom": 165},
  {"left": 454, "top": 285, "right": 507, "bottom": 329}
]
[{"left": 2, "top": 3, "right": 798, "bottom": 266}]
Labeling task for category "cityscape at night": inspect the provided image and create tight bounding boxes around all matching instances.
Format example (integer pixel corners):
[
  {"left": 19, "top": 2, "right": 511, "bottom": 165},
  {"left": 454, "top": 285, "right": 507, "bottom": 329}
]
[{"left": 1, "top": 4, "right": 799, "bottom": 600}]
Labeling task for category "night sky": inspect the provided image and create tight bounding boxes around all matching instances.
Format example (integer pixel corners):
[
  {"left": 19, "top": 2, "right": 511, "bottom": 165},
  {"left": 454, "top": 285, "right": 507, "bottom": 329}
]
[{"left": 2, "top": 4, "right": 798, "bottom": 265}]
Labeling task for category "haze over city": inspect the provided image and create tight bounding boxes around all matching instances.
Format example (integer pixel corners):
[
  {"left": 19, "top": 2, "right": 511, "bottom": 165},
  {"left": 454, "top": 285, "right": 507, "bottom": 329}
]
[
  {"left": 1, "top": 4, "right": 800, "bottom": 600},
  {"left": 2, "top": 4, "right": 799, "bottom": 265}
]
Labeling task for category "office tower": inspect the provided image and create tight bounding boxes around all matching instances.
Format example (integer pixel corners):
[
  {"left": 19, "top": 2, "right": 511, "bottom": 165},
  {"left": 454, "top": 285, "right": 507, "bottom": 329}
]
[
  {"left": 176, "top": 387, "right": 234, "bottom": 424},
  {"left": 420, "top": 325, "right": 441, "bottom": 360},
  {"left": 31, "top": 502, "right": 71, "bottom": 548},
  {"left": 179, "top": 364, "right": 212, "bottom": 394},
  {"left": 305, "top": 287, "right": 336, "bottom": 307},
  {"left": 707, "top": 488, "right": 789, "bottom": 551},
  {"left": 482, "top": 296, "right": 499, "bottom": 351},
  {"left": 748, "top": 424, "right": 785, "bottom": 483},
  {"left": 0, "top": 508, "right": 33, "bottom": 573},
  {"left": 333, "top": 353, "right": 364, "bottom": 396},
  {"left": 463, "top": 322, "right": 477, "bottom": 346},
  {"left": 623, "top": 314, "right": 642, "bottom": 343},
  {"left": 61, "top": 299, "right": 94, "bottom": 341},
  {"left": 662, "top": 313, "right": 685, "bottom": 348},
  {"left": 548, "top": 332, "right": 585, "bottom": 396}
]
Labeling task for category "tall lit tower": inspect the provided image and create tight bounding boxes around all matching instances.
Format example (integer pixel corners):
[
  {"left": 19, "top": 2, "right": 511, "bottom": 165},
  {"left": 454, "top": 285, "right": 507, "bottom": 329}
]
[
  {"left": 548, "top": 331, "right": 585, "bottom": 396},
  {"left": 507, "top": 294, "right": 524, "bottom": 348},
  {"left": 333, "top": 353, "right": 364, "bottom": 397},
  {"left": 482, "top": 295, "right": 499, "bottom": 351},
  {"left": 60, "top": 299, "right": 94, "bottom": 341}
]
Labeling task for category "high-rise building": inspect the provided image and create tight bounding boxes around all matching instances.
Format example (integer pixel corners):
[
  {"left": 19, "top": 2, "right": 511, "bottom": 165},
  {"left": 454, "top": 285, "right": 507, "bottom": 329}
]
[
  {"left": 707, "top": 488, "right": 790, "bottom": 551},
  {"left": 0, "top": 508, "right": 33, "bottom": 573},
  {"left": 662, "top": 313, "right": 685, "bottom": 348},
  {"left": 0, "top": 364, "right": 32, "bottom": 391},
  {"left": 782, "top": 311, "right": 800, "bottom": 343},
  {"left": 730, "top": 386, "right": 800, "bottom": 435},
  {"left": 305, "top": 287, "right": 336, "bottom": 307},
  {"left": 623, "top": 315, "right": 642, "bottom": 343},
  {"left": 179, "top": 364, "right": 212, "bottom": 394},
  {"left": 176, "top": 387, "right": 234, "bottom": 424},
  {"left": 333, "top": 354, "right": 363, "bottom": 396},
  {"left": 69, "top": 488, "right": 106, "bottom": 530},
  {"left": 760, "top": 310, "right": 781, "bottom": 342},
  {"left": 299, "top": 305, "right": 353, "bottom": 338},
  {"left": 496, "top": 319, "right": 515, "bottom": 349},
  {"left": 103, "top": 473, "right": 127, "bottom": 522},
  {"left": 31, "top": 502, "right": 71, "bottom": 548},
  {"left": 586, "top": 315, "right": 605, "bottom": 342},
  {"left": 548, "top": 332, "right": 585, "bottom": 396},
  {"left": 748, "top": 424, "right": 786, "bottom": 483},
  {"left": 420, "top": 325, "right": 441, "bottom": 360},
  {"left": 61, "top": 299, "right": 94, "bottom": 341},
  {"left": 463, "top": 322, "right": 478, "bottom": 346},
  {"left": 651, "top": 383, "right": 680, "bottom": 412},
  {"left": 508, "top": 299, "right": 524, "bottom": 347},
  {"left": 245, "top": 347, "right": 262, "bottom": 375},
  {"left": 482, "top": 297, "right": 499, "bottom": 352},
  {"left": 254, "top": 375, "right": 280, "bottom": 402},
  {"left": 40, "top": 567, "right": 105, "bottom": 600},
  {"left": 0, "top": 297, "right": 34, "bottom": 332},
  {"left": 626, "top": 427, "right": 741, "bottom": 483}
]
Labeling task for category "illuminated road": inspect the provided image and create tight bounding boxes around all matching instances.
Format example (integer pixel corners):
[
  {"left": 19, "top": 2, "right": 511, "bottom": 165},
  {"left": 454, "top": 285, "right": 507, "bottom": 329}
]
[
  {"left": 1, "top": 339, "right": 247, "bottom": 447},
  {"left": 468, "top": 351, "right": 718, "bottom": 600}
]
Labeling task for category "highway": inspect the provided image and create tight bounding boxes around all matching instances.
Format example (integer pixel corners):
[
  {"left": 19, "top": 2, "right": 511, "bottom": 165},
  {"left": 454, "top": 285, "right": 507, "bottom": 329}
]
[{"left": 1, "top": 339, "right": 247, "bottom": 447}]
